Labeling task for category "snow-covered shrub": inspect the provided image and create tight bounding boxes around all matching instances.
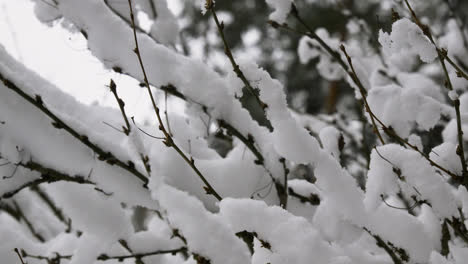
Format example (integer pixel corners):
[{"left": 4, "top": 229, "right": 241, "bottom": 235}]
[{"left": 1, "top": 0, "right": 468, "bottom": 263}]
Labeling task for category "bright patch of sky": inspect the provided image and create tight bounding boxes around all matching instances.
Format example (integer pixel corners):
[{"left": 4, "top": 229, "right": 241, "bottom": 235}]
[{"left": 0, "top": 0, "right": 183, "bottom": 123}]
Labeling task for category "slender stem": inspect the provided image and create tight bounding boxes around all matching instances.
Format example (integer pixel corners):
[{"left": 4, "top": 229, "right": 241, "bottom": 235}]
[
  {"left": 14, "top": 248, "right": 25, "bottom": 264},
  {"left": 108, "top": 79, "right": 131, "bottom": 135},
  {"left": 31, "top": 185, "right": 71, "bottom": 231},
  {"left": 441, "top": 50, "right": 468, "bottom": 81},
  {"left": 208, "top": 3, "right": 268, "bottom": 110},
  {"left": 364, "top": 228, "right": 404, "bottom": 264},
  {"left": 98, "top": 247, "right": 187, "bottom": 261},
  {"left": 109, "top": 80, "right": 153, "bottom": 175},
  {"left": 119, "top": 239, "right": 145, "bottom": 264},
  {"left": 279, "top": 158, "right": 289, "bottom": 209},
  {"left": 12, "top": 200, "right": 45, "bottom": 242},
  {"left": 127, "top": 0, "right": 222, "bottom": 200},
  {"left": 340, "top": 45, "right": 385, "bottom": 145}
]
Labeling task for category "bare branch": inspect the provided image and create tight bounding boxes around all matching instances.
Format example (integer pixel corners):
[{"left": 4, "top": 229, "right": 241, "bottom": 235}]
[{"left": 97, "top": 247, "right": 187, "bottom": 261}]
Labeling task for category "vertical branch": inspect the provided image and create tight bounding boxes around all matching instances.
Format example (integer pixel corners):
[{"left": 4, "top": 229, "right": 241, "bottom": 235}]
[
  {"left": 340, "top": 45, "right": 385, "bottom": 145},
  {"left": 127, "top": 0, "right": 222, "bottom": 201},
  {"left": 164, "top": 90, "right": 172, "bottom": 136},
  {"left": 108, "top": 79, "right": 131, "bottom": 135},
  {"left": 279, "top": 158, "right": 289, "bottom": 209},
  {"left": 206, "top": 1, "right": 268, "bottom": 110},
  {"left": 108, "top": 80, "right": 153, "bottom": 175}
]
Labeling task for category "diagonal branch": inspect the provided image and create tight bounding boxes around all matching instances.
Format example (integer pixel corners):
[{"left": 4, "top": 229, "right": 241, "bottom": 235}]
[
  {"left": 1, "top": 160, "right": 96, "bottom": 200},
  {"left": 0, "top": 72, "right": 149, "bottom": 186},
  {"left": 108, "top": 79, "right": 131, "bottom": 135},
  {"left": 31, "top": 185, "right": 72, "bottom": 231},
  {"left": 97, "top": 247, "right": 187, "bottom": 261},
  {"left": 127, "top": 0, "right": 222, "bottom": 200}
]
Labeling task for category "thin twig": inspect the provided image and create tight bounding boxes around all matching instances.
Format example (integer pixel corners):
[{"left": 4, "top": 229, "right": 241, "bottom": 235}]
[
  {"left": 108, "top": 80, "right": 153, "bottom": 175},
  {"left": 97, "top": 247, "right": 187, "bottom": 261},
  {"left": 14, "top": 248, "right": 25, "bottom": 264},
  {"left": 364, "top": 228, "right": 404, "bottom": 264},
  {"left": 207, "top": 2, "right": 268, "bottom": 110},
  {"left": 130, "top": 117, "right": 165, "bottom": 140},
  {"left": 218, "top": 120, "right": 264, "bottom": 165},
  {"left": 20, "top": 249, "right": 72, "bottom": 263},
  {"left": 440, "top": 49, "right": 468, "bottom": 81},
  {"left": 102, "top": 121, "right": 126, "bottom": 134},
  {"left": 164, "top": 90, "right": 172, "bottom": 136},
  {"left": 127, "top": 0, "right": 222, "bottom": 200},
  {"left": 278, "top": 158, "right": 289, "bottom": 209},
  {"left": 108, "top": 79, "right": 131, "bottom": 135},
  {"left": 118, "top": 239, "right": 145, "bottom": 264},
  {"left": 340, "top": 45, "right": 385, "bottom": 145}
]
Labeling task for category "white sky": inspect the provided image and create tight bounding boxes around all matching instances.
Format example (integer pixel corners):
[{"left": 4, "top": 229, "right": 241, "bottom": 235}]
[{"left": 0, "top": 0, "right": 183, "bottom": 123}]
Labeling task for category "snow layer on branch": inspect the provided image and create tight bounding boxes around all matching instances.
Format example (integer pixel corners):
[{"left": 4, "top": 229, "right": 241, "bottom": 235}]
[
  {"left": 367, "top": 204, "right": 432, "bottom": 263},
  {"left": 365, "top": 144, "right": 457, "bottom": 219},
  {"left": 319, "top": 126, "right": 341, "bottom": 160},
  {"left": 31, "top": 0, "right": 61, "bottom": 24},
  {"left": 265, "top": 0, "right": 294, "bottom": 24},
  {"left": 47, "top": 182, "right": 132, "bottom": 241},
  {"left": 430, "top": 142, "right": 463, "bottom": 176},
  {"left": 287, "top": 179, "right": 321, "bottom": 220},
  {"left": 379, "top": 18, "right": 437, "bottom": 63},
  {"left": 367, "top": 77, "right": 448, "bottom": 137},
  {"left": 298, "top": 30, "right": 345, "bottom": 81},
  {"left": 152, "top": 184, "right": 251, "bottom": 264},
  {"left": 219, "top": 198, "right": 339, "bottom": 264},
  {"left": 239, "top": 61, "right": 367, "bottom": 226},
  {"left": 44, "top": 0, "right": 282, "bottom": 205},
  {"left": 0, "top": 45, "right": 154, "bottom": 208},
  {"left": 430, "top": 251, "right": 454, "bottom": 264}
]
